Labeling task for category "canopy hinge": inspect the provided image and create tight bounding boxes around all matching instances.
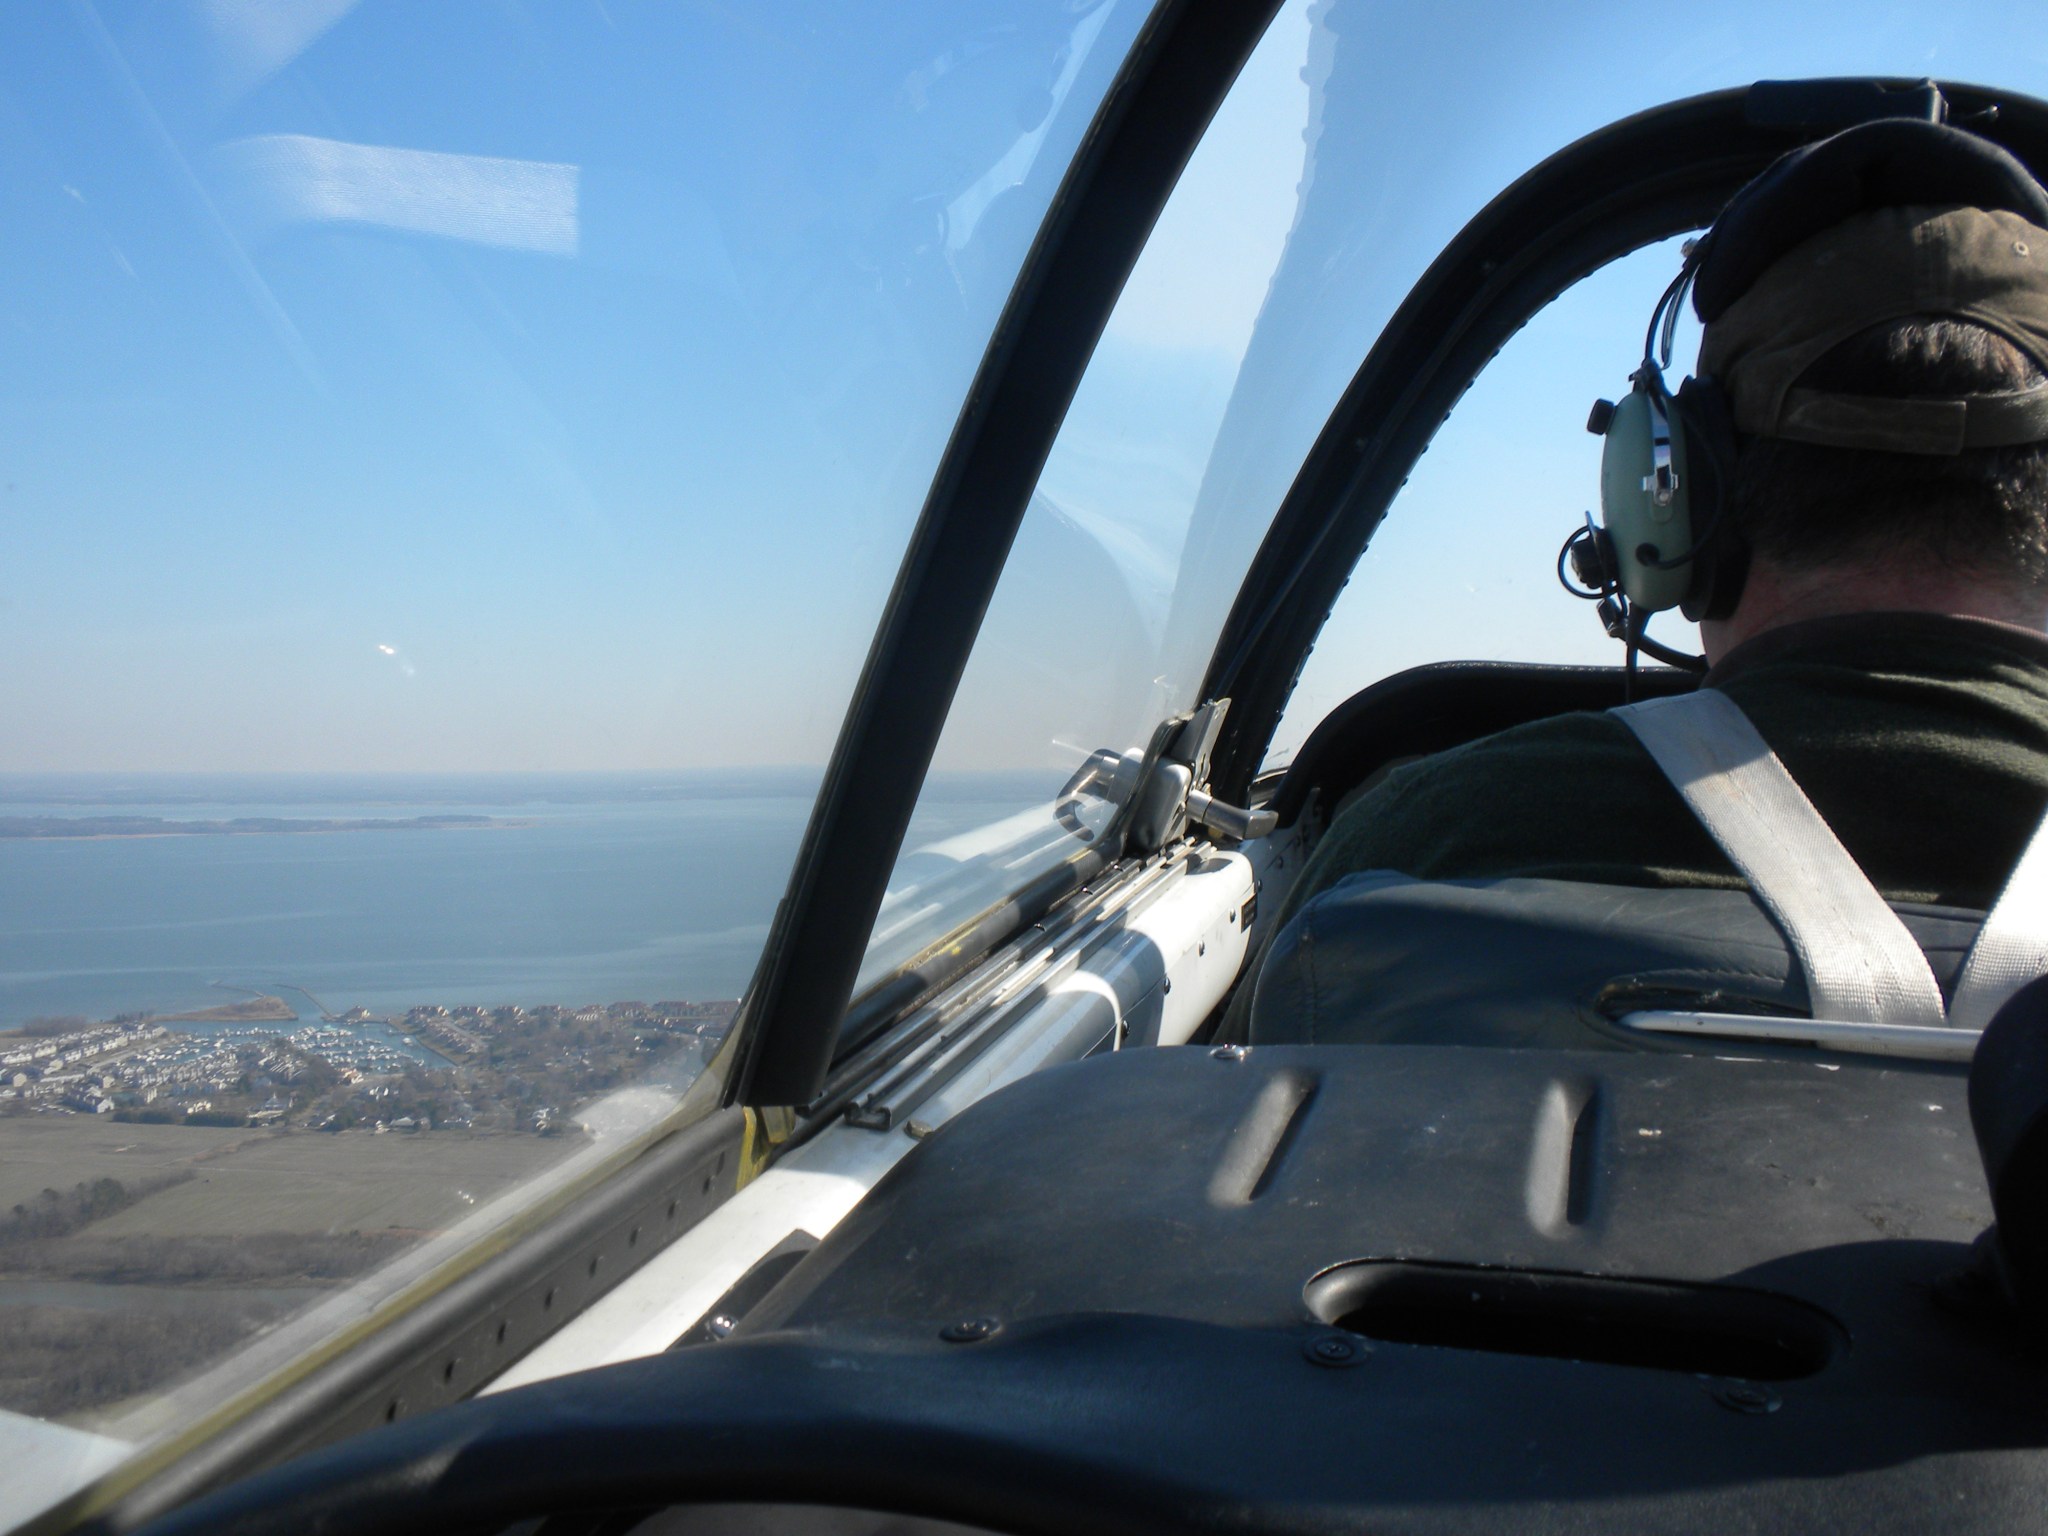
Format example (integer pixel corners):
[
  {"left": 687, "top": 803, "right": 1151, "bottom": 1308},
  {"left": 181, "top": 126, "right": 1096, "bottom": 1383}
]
[{"left": 1126, "top": 699, "right": 1277, "bottom": 854}]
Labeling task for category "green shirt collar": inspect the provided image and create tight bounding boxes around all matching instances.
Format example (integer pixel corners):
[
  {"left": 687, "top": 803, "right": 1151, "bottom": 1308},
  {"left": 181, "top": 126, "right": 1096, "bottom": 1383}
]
[{"left": 1703, "top": 610, "right": 2048, "bottom": 689}]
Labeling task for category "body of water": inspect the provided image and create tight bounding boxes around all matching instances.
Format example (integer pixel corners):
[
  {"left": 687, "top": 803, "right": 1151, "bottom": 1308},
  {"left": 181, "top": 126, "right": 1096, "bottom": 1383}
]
[{"left": 0, "top": 771, "right": 1057, "bottom": 1030}]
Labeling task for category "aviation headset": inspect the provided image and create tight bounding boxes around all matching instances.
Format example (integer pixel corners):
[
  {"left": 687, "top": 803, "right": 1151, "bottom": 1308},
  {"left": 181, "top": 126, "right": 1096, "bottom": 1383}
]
[
  {"left": 1558, "top": 266, "right": 1741, "bottom": 666},
  {"left": 1560, "top": 112, "right": 2048, "bottom": 673}
]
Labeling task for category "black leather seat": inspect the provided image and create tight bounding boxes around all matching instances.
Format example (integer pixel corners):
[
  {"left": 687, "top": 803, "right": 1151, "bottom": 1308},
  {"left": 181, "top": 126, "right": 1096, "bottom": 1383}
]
[{"left": 1267, "top": 661, "right": 1695, "bottom": 833}]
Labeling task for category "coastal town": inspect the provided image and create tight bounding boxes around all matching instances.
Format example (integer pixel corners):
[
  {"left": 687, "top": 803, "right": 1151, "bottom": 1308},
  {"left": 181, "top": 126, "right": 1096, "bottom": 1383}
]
[
  {"left": 0, "top": 996, "right": 738, "bottom": 1136},
  {"left": 0, "top": 994, "right": 741, "bottom": 1421}
]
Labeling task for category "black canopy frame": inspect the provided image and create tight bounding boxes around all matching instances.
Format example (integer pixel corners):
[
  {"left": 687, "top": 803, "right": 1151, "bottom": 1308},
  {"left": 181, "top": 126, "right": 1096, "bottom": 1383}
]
[
  {"left": 1200, "top": 79, "right": 2048, "bottom": 803},
  {"left": 728, "top": 0, "right": 1286, "bottom": 1107}
]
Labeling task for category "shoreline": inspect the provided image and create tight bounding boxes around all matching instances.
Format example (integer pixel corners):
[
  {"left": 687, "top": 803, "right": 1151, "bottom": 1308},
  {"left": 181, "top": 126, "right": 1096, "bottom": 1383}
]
[{"left": 0, "top": 819, "right": 532, "bottom": 842}]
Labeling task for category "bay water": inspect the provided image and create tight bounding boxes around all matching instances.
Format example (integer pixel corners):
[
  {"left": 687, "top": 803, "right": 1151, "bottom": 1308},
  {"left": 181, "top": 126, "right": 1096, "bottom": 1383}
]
[{"left": 0, "top": 770, "right": 1055, "bottom": 1030}]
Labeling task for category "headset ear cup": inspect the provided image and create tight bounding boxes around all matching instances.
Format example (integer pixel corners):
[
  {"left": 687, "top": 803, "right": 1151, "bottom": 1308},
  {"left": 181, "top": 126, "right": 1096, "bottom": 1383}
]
[
  {"left": 1597, "top": 375, "right": 1696, "bottom": 611},
  {"left": 1674, "top": 377, "right": 1748, "bottom": 623}
]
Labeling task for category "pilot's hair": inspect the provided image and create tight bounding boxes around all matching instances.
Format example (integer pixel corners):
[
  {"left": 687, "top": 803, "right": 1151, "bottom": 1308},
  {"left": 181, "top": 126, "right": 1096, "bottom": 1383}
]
[{"left": 1733, "top": 318, "right": 2048, "bottom": 589}]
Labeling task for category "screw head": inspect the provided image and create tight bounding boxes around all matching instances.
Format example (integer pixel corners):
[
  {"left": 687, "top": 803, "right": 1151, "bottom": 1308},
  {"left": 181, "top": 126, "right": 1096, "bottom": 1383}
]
[
  {"left": 704, "top": 1313, "right": 738, "bottom": 1340},
  {"left": 941, "top": 1317, "right": 1000, "bottom": 1344},
  {"left": 1305, "top": 1332, "right": 1367, "bottom": 1368},
  {"left": 1211, "top": 1044, "right": 1249, "bottom": 1063},
  {"left": 1710, "top": 1381, "right": 1781, "bottom": 1414}
]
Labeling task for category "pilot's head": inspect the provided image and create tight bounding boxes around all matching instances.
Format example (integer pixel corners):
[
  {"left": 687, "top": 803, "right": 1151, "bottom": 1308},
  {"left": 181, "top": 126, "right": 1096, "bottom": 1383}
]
[{"left": 1693, "top": 119, "right": 2048, "bottom": 643}]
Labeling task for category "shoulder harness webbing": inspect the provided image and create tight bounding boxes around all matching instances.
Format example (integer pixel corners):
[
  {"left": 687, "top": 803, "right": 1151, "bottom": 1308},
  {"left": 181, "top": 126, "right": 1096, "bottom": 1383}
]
[{"left": 1616, "top": 686, "right": 2048, "bottom": 1030}]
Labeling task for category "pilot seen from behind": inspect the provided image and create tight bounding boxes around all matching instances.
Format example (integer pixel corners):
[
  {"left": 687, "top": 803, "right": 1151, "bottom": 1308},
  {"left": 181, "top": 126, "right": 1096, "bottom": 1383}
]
[{"left": 1242, "top": 118, "right": 2048, "bottom": 1043}]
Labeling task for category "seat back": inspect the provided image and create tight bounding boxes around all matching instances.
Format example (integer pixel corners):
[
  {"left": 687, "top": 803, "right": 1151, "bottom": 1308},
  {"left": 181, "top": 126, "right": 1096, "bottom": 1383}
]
[
  {"left": 1247, "top": 873, "right": 1984, "bottom": 1051},
  {"left": 1268, "top": 662, "right": 1695, "bottom": 832}
]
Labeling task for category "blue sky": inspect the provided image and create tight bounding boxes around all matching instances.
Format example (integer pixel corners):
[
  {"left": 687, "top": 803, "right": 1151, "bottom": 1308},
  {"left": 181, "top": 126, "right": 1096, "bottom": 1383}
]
[
  {"left": 3, "top": 0, "right": 2046, "bottom": 773},
  {"left": 0, "top": 0, "right": 1144, "bottom": 771}
]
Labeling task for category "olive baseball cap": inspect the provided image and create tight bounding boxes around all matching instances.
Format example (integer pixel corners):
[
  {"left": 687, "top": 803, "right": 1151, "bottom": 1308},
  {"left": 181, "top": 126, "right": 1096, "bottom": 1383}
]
[{"left": 1693, "top": 119, "right": 2048, "bottom": 454}]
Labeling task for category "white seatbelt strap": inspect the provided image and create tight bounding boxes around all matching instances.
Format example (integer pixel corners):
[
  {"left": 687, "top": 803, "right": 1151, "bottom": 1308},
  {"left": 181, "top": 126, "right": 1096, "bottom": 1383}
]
[
  {"left": 1616, "top": 689, "right": 1947, "bottom": 1028},
  {"left": 1948, "top": 805, "right": 2048, "bottom": 1031}
]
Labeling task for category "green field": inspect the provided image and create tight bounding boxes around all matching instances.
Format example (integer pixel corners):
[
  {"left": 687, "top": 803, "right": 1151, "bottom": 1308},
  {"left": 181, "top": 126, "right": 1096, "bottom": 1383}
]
[
  {"left": 0, "top": 1292, "right": 301, "bottom": 1420},
  {"left": 0, "top": 1120, "right": 577, "bottom": 1418},
  {"left": 91, "top": 1130, "right": 569, "bottom": 1236},
  {"left": 0, "top": 1120, "right": 256, "bottom": 1210},
  {"left": 0, "top": 1119, "right": 568, "bottom": 1237}
]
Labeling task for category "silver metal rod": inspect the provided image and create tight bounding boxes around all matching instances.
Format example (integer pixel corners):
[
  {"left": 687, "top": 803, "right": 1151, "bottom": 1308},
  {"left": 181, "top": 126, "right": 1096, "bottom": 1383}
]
[{"left": 1617, "top": 1009, "right": 1979, "bottom": 1062}]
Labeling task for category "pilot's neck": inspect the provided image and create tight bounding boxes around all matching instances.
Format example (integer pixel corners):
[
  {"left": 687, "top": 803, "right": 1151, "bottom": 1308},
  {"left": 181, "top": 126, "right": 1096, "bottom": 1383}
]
[{"left": 1699, "top": 557, "right": 2048, "bottom": 667}]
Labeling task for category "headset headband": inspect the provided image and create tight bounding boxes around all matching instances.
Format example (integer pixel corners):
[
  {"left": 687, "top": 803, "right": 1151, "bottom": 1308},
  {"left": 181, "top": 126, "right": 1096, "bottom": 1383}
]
[{"left": 1692, "top": 119, "right": 2048, "bottom": 322}]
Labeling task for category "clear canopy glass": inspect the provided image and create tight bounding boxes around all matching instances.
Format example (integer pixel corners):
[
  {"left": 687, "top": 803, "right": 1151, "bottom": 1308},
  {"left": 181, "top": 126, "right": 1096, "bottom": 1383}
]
[
  {"left": 866, "top": 0, "right": 2048, "bottom": 994},
  {"left": 1267, "top": 236, "right": 1703, "bottom": 763},
  {"left": 0, "top": 0, "right": 1145, "bottom": 1497},
  {"left": 9, "top": 0, "right": 2048, "bottom": 1516}
]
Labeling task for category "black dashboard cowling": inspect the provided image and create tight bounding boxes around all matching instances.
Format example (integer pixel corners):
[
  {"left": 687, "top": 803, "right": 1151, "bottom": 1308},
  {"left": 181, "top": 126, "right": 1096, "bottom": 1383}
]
[
  {"left": 733, "top": 1043, "right": 2048, "bottom": 1522},
  {"left": 751, "top": 1044, "right": 1991, "bottom": 1334},
  {"left": 133, "top": 1043, "right": 2048, "bottom": 1536}
]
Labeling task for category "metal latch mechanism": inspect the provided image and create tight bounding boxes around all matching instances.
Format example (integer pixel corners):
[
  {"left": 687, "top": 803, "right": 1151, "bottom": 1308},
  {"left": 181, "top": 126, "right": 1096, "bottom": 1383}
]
[
  {"left": 1184, "top": 783, "right": 1275, "bottom": 843},
  {"left": 1125, "top": 699, "right": 1278, "bottom": 853}
]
